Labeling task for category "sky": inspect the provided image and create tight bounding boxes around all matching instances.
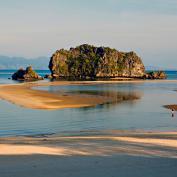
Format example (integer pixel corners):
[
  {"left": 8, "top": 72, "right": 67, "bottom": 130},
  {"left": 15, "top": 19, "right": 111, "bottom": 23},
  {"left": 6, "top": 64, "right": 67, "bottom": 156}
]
[{"left": 0, "top": 0, "right": 177, "bottom": 68}]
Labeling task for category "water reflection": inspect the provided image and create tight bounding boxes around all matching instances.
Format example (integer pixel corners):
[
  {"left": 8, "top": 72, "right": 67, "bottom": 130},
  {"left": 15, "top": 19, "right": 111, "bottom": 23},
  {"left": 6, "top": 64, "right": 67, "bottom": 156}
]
[
  {"left": 52, "top": 89, "right": 142, "bottom": 110},
  {"left": 2, "top": 81, "right": 177, "bottom": 137}
]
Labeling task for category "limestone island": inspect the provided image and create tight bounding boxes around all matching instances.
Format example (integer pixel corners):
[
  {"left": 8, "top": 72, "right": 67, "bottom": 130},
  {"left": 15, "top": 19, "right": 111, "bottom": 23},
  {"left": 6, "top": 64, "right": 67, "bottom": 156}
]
[
  {"left": 48, "top": 44, "right": 166, "bottom": 80},
  {"left": 7, "top": 44, "right": 168, "bottom": 110},
  {"left": 11, "top": 44, "right": 167, "bottom": 81}
]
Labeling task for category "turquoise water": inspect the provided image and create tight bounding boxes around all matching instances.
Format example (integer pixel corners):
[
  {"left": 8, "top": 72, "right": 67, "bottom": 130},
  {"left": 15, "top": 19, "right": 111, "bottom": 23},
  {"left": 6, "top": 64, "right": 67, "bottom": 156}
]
[{"left": 0, "top": 70, "right": 177, "bottom": 137}]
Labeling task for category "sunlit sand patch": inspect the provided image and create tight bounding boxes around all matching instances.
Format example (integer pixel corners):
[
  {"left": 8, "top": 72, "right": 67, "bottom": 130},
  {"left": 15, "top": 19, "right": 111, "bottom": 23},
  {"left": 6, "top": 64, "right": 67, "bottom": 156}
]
[
  {"left": 1, "top": 132, "right": 177, "bottom": 158},
  {"left": 0, "top": 81, "right": 141, "bottom": 110}
]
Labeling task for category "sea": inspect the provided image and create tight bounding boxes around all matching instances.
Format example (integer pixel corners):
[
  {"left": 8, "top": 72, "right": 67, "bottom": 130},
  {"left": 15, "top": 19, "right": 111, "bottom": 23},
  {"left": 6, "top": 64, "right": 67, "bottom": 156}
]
[{"left": 0, "top": 70, "right": 177, "bottom": 137}]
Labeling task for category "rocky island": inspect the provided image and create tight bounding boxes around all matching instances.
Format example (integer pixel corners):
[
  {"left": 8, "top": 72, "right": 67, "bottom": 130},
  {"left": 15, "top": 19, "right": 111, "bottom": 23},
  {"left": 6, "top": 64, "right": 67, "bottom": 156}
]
[
  {"left": 49, "top": 44, "right": 167, "bottom": 80},
  {"left": 49, "top": 44, "right": 146, "bottom": 79},
  {"left": 11, "top": 44, "right": 167, "bottom": 81},
  {"left": 12, "top": 66, "right": 43, "bottom": 81}
]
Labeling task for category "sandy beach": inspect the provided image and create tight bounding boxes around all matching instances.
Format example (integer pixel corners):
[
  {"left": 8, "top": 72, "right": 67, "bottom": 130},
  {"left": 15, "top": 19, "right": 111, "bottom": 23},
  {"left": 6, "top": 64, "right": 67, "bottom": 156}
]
[
  {"left": 1, "top": 130, "right": 177, "bottom": 177},
  {"left": 0, "top": 80, "right": 177, "bottom": 176},
  {"left": 1, "top": 130, "right": 177, "bottom": 156}
]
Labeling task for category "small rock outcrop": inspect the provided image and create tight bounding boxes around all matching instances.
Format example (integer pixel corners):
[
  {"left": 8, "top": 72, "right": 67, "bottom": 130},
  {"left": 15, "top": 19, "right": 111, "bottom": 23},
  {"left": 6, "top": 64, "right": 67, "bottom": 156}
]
[
  {"left": 12, "top": 66, "right": 43, "bottom": 81},
  {"left": 49, "top": 44, "right": 145, "bottom": 79},
  {"left": 144, "top": 71, "right": 167, "bottom": 79}
]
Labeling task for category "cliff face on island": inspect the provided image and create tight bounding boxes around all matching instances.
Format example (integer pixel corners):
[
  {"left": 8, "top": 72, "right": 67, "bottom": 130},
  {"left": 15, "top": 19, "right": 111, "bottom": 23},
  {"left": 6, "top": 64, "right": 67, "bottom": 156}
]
[{"left": 49, "top": 44, "right": 145, "bottom": 79}]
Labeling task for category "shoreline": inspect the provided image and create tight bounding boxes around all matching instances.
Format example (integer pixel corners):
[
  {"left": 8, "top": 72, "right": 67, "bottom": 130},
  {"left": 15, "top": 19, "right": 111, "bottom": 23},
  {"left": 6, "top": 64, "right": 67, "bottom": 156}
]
[
  {"left": 2, "top": 130, "right": 177, "bottom": 177},
  {"left": 0, "top": 80, "right": 177, "bottom": 176},
  {"left": 0, "top": 79, "right": 177, "bottom": 110},
  {"left": 1, "top": 130, "right": 177, "bottom": 156}
]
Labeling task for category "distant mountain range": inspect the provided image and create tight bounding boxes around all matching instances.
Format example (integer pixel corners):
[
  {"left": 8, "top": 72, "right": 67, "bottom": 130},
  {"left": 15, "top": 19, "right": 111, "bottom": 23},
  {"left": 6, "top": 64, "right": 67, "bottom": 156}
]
[
  {"left": 145, "top": 66, "right": 177, "bottom": 71},
  {"left": 0, "top": 56, "right": 49, "bottom": 70}
]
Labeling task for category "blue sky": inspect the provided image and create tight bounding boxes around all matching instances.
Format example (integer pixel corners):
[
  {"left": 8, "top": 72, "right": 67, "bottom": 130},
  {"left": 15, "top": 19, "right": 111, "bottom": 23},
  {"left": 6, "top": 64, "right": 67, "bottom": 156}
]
[{"left": 0, "top": 0, "right": 177, "bottom": 68}]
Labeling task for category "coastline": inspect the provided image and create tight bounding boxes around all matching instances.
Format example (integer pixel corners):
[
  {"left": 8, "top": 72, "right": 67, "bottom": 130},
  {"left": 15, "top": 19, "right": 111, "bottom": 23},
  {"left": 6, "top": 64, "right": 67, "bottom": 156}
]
[
  {"left": 2, "top": 130, "right": 177, "bottom": 177},
  {"left": 0, "top": 79, "right": 177, "bottom": 110},
  {"left": 1, "top": 130, "right": 177, "bottom": 156},
  {"left": 0, "top": 80, "right": 177, "bottom": 176}
]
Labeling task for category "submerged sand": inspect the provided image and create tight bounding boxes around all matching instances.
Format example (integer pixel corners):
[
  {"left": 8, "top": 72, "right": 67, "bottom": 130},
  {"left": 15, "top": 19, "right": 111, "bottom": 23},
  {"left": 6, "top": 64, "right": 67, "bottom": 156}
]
[
  {"left": 0, "top": 81, "right": 113, "bottom": 110},
  {"left": 0, "top": 80, "right": 141, "bottom": 110},
  {"left": 0, "top": 80, "right": 177, "bottom": 110},
  {"left": 0, "top": 81, "right": 177, "bottom": 176}
]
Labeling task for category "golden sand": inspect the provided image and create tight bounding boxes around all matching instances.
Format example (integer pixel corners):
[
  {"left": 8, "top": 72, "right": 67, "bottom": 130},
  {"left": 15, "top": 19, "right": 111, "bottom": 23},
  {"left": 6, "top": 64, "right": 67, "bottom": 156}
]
[
  {"left": 0, "top": 81, "right": 112, "bottom": 110},
  {"left": 1, "top": 131, "right": 177, "bottom": 157},
  {"left": 0, "top": 80, "right": 176, "bottom": 110}
]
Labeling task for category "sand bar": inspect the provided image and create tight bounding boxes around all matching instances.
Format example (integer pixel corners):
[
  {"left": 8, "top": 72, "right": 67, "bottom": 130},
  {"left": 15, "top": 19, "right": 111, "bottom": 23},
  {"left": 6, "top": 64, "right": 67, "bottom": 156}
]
[
  {"left": 164, "top": 105, "right": 177, "bottom": 111},
  {"left": 0, "top": 81, "right": 113, "bottom": 110},
  {"left": 164, "top": 89, "right": 177, "bottom": 110},
  {"left": 0, "top": 79, "right": 177, "bottom": 110},
  {"left": 0, "top": 80, "right": 177, "bottom": 176}
]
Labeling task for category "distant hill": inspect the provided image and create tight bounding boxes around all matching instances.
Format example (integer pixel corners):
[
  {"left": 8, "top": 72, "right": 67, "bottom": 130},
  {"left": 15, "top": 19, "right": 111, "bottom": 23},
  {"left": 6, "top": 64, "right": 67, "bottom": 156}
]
[
  {"left": 0, "top": 56, "right": 49, "bottom": 70},
  {"left": 145, "top": 66, "right": 177, "bottom": 71}
]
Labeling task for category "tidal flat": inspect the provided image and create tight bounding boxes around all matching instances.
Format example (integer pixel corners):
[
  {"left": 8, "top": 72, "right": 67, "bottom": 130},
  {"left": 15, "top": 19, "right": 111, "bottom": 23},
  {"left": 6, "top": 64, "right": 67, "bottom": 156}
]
[{"left": 0, "top": 80, "right": 177, "bottom": 176}]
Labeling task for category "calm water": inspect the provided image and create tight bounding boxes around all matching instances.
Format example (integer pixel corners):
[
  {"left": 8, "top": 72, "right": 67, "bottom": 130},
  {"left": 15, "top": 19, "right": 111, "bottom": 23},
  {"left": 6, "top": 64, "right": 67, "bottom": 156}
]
[
  {"left": 0, "top": 70, "right": 177, "bottom": 137},
  {"left": 0, "top": 70, "right": 50, "bottom": 84}
]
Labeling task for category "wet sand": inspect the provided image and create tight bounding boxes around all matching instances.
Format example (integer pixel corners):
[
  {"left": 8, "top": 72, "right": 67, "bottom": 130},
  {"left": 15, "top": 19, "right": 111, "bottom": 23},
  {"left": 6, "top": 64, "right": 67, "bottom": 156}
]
[
  {"left": 0, "top": 81, "right": 113, "bottom": 110},
  {"left": 1, "top": 131, "right": 177, "bottom": 156},
  {"left": 1, "top": 80, "right": 177, "bottom": 176},
  {"left": 164, "top": 89, "right": 177, "bottom": 111},
  {"left": 1, "top": 131, "right": 177, "bottom": 177},
  {"left": 164, "top": 105, "right": 177, "bottom": 111},
  {"left": 0, "top": 80, "right": 177, "bottom": 110}
]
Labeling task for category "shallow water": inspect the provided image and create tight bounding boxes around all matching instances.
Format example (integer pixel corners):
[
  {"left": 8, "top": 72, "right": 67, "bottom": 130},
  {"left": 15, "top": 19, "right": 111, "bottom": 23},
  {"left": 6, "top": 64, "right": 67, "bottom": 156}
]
[
  {"left": 0, "top": 69, "right": 50, "bottom": 84},
  {"left": 0, "top": 70, "right": 177, "bottom": 137},
  {"left": 0, "top": 81, "right": 177, "bottom": 137}
]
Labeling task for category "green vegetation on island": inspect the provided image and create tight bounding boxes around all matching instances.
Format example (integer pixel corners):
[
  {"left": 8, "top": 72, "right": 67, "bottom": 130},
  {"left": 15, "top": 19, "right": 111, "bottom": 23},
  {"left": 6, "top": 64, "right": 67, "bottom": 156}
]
[
  {"left": 12, "top": 66, "right": 43, "bottom": 81},
  {"left": 49, "top": 44, "right": 146, "bottom": 79},
  {"left": 11, "top": 44, "right": 167, "bottom": 81}
]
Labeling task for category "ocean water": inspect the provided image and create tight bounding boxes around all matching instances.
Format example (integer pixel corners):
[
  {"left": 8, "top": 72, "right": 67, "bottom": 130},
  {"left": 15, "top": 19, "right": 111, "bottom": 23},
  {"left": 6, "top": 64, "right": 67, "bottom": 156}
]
[
  {"left": 0, "top": 70, "right": 177, "bottom": 137},
  {"left": 0, "top": 69, "right": 50, "bottom": 84},
  {"left": 0, "top": 70, "right": 176, "bottom": 83}
]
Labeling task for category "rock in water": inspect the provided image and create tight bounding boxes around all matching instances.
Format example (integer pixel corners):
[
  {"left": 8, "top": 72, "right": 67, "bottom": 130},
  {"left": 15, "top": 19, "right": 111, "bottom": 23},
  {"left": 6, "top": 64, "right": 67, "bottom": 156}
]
[
  {"left": 44, "top": 74, "right": 53, "bottom": 79},
  {"left": 144, "top": 71, "right": 167, "bottom": 79},
  {"left": 49, "top": 44, "right": 145, "bottom": 79},
  {"left": 12, "top": 66, "right": 43, "bottom": 81}
]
